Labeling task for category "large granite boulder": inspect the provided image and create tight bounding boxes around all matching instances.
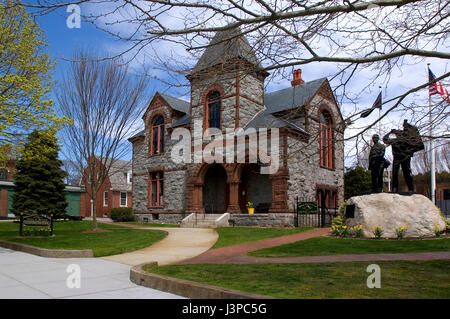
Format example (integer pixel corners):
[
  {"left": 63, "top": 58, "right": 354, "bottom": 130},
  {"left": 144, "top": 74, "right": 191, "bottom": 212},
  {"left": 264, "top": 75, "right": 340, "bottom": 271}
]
[{"left": 345, "top": 193, "right": 446, "bottom": 239}]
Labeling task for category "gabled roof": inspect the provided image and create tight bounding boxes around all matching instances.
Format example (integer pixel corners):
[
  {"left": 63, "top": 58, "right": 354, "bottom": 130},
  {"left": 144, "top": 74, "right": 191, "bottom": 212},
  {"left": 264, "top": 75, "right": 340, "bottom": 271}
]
[
  {"left": 128, "top": 129, "right": 145, "bottom": 142},
  {"left": 159, "top": 93, "right": 190, "bottom": 114},
  {"left": 142, "top": 92, "right": 190, "bottom": 121},
  {"left": 190, "top": 27, "right": 263, "bottom": 75},
  {"left": 265, "top": 78, "right": 327, "bottom": 114}
]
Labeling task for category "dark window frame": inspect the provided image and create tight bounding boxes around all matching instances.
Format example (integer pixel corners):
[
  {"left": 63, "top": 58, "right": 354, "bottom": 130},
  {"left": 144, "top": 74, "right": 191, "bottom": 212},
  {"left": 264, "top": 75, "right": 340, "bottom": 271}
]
[
  {"left": 206, "top": 91, "right": 221, "bottom": 130},
  {"left": 319, "top": 111, "right": 334, "bottom": 169},
  {"left": 149, "top": 171, "right": 164, "bottom": 208},
  {"left": 151, "top": 115, "right": 165, "bottom": 155}
]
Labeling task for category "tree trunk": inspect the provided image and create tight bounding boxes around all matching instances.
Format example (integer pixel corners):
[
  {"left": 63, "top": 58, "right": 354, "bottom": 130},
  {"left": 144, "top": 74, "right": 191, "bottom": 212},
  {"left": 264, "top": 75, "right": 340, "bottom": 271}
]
[{"left": 92, "top": 194, "right": 98, "bottom": 230}]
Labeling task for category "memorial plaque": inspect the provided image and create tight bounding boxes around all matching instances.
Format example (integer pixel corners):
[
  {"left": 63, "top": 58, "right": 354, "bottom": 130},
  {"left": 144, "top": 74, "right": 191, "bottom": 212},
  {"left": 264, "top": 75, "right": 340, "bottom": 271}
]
[
  {"left": 19, "top": 214, "right": 53, "bottom": 236},
  {"left": 345, "top": 204, "right": 355, "bottom": 219},
  {"left": 297, "top": 202, "right": 318, "bottom": 214},
  {"left": 23, "top": 215, "right": 51, "bottom": 226}
]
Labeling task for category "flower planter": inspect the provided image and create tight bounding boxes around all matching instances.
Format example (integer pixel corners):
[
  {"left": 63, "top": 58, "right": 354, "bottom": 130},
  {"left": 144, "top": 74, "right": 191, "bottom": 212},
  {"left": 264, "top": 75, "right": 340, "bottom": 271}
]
[{"left": 248, "top": 208, "right": 254, "bottom": 215}]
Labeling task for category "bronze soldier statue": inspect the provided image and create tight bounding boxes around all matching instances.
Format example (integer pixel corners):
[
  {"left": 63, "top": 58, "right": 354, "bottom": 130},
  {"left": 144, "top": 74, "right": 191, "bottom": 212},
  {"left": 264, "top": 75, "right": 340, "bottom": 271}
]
[
  {"left": 383, "top": 120, "right": 424, "bottom": 193},
  {"left": 368, "top": 134, "right": 389, "bottom": 193}
]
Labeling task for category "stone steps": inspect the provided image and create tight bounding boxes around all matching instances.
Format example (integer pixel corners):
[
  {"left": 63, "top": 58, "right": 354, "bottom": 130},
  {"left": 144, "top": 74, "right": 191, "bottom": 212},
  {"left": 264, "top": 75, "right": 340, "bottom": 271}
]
[{"left": 181, "top": 213, "right": 229, "bottom": 228}]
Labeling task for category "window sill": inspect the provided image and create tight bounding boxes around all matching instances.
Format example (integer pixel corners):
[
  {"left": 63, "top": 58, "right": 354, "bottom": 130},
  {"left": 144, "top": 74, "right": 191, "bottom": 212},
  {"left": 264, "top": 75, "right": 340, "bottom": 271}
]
[
  {"left": 320, "top": 165, "right": 335, "bottom": 171},
  {"left": 149, "top": 152, "right": 166, "bottom": 157},
  {"left": 148, "top": 206, "right": 164, "bottom": 209}
]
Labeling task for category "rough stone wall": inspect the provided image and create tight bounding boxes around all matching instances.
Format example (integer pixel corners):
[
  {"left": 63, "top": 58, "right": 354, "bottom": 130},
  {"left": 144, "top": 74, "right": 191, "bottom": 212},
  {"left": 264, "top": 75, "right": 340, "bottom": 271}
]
[
  {"left": 136, "top": 213, "right": 186, "bottom": 224},
  {"left": 190, "top": 73, "right": 236, "bottom": 130},
  {"left": 165, "top": 170, "right": 188, "bottom": 211},
  {"left": 231, "top": 213, "right": 294, "bottom": 227},
  {"left": 285, "top": 90, "right": 345, "bottom": 211},
  {"left": 238, "top": 72, "right": 265, "bottom": 127},
  {"left": 190, "top": 70, "right": 264, "bottom": 131}
]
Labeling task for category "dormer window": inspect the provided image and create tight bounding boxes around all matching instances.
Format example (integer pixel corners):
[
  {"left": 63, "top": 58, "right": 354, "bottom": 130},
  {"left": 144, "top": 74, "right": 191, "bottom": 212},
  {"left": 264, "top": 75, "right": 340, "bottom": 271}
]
[
  {"left": 206, "top": 91, "right": 221, "bottom": 129},
  {"left": 127, "top": 171, "right": 132, "bottom": 184},
  {"left": 151, "top": 115, "right": 165, "bottom": 155},
  {"left": 319, "top": 111, "right": 333, "bottom": 169}
]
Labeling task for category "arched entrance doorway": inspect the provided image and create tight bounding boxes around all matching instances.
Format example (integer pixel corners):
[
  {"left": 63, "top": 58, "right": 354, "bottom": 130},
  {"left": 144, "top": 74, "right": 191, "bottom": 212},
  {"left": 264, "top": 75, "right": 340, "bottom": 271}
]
[
  {"left": 203, "top": 164, "right": 229, "bottom": 213},
  {"left": 238, "top": 164, "right": 272, "bottom": 213}
]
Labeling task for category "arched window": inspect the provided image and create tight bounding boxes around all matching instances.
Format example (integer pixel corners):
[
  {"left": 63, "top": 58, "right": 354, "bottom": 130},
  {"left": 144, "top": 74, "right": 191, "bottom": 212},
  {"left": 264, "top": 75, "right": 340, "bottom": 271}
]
[
  {"left": 151, "top": 115, "right": 164, "bottom": 155},
  {"left": 319, "top": 111, "right": 333, "bottom": 168},
  {"left": 206, "top": 91, "right": 221, "bottom": 129}
]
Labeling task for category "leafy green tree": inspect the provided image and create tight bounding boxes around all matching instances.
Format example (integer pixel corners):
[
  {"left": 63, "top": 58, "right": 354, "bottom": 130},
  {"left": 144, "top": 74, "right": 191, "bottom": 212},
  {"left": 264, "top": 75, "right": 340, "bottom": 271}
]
[
  {"left": 344, "top": 166, "right": 372, "bottom": 200},
  {"left": 12, "top": 130, "right": 68, "bottom": 217},
  {"left": 0, "top": 0, "right": 68, "bottom": 164}
]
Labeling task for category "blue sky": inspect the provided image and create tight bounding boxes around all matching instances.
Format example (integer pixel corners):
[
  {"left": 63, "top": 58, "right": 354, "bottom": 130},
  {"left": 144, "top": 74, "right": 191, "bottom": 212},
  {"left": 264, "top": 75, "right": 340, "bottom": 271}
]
[
  {"left": 32, "top": 5, "right": 448, "bottom": 166},
  {"left": 37, "top": 9, "right": 164, "bottom": 93}
]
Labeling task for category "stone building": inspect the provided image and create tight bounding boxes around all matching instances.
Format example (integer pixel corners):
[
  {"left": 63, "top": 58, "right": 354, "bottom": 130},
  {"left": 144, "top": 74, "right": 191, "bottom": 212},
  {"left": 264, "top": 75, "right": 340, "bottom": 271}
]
[
  {"left": 129, "top": 28, "right": 345, "bottom": 226},
  {"left": 80, "top": 158, "right": 133, "bottom": 218}
]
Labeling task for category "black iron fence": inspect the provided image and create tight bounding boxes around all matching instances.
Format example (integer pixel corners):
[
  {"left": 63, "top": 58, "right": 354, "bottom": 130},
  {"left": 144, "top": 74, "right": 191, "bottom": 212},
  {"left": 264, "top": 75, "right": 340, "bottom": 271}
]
[
  {"left": 437, "top": 200, "right": 449, "bottom": 218},
  {"left": 424, "top": 190, "right": 450, "bottom": 218},
  {"left": 295, "top": 193, "right": 338, "bottom": 228}
]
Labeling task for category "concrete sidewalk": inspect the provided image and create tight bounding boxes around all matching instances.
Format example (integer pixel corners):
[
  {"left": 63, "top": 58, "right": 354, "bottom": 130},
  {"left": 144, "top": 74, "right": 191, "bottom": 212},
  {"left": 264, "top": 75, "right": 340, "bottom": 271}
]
[
  {"left": 0, "top": 247, "right": 184, "bottom": 299},
  {"left": 101, "top": 224, "right": 218, "bottom": 266}
]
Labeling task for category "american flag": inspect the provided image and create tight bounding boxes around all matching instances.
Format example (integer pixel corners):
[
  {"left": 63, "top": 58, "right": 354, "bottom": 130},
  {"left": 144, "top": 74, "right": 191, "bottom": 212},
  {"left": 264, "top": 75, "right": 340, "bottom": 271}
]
[{"left": 428, "top": 67, "right": 450, "bottom": 102}]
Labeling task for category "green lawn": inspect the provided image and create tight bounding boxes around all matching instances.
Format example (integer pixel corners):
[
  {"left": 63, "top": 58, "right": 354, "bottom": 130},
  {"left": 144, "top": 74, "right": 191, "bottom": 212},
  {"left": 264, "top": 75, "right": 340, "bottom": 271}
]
[
  {"left": 123, "top": 222, "right": 180, "bottom": 228},
  {"left": 0, "top": 221, "right": 167, "bottom": 257},
  {"left": 145, "top": 261, "right": 450, "bottom": 298},
  {"left": 212, "top": 226, "right": 314, "bottom": 249},
  {"left": 248, "top": 236, "right": 450, "bottom": 257}
]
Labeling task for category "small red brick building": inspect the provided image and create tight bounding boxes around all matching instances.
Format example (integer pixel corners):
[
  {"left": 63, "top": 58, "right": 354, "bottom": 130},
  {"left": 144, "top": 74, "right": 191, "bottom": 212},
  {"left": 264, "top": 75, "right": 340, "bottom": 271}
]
[
  {"left": 80, "top": 158, "right": 133, "bottom": 217},
  {"left": 0, "top": 158, "right": 16, "bottom": 217}
]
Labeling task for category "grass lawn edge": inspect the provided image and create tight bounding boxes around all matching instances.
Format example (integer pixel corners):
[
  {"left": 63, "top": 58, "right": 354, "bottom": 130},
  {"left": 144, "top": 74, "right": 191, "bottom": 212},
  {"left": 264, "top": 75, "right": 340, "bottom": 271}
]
[{"left": 0, "top": 221, "right": 168, "bottom": 257}]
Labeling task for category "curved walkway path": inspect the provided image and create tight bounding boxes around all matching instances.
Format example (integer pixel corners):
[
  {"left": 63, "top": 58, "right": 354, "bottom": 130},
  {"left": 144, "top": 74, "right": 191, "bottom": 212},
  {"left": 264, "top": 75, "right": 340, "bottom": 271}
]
[
  {"left": 179, "top": 227, "right": 450, "bottom": 264},
  {"left": 100, "top": 223, "right": 218, "bottom": 266}
]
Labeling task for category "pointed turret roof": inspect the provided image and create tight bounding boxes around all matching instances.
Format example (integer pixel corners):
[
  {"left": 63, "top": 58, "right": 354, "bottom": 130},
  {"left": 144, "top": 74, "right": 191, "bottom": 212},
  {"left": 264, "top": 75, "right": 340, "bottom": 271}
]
[{"left": 189, "top": 27, "right": 264, "bottom": 76}]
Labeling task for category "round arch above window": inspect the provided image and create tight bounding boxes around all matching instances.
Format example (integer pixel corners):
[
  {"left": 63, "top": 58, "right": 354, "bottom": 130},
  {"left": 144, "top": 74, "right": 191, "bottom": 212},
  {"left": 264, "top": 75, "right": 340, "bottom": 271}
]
[
  {"left": 320, "top": 111, "right": 332, "bottom": 126},
  {"left": 151, "top": 115, "right": 165, "bottom": 155}
]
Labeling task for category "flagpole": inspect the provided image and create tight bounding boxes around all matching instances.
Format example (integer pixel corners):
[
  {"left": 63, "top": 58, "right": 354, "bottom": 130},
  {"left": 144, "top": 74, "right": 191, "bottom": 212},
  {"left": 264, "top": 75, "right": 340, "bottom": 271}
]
[
  {"left": 427, "top": 63, "right": 436, "bottom": 203},
  {"left": 378, "top": 86, "right": 382, "bottom": 137}
]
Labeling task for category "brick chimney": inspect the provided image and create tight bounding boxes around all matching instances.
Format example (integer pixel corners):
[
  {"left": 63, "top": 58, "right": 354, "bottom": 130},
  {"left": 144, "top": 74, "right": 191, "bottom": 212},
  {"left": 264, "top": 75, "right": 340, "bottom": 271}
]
[{"left": 291, "top": 69, "right": 305, "bottom": 86}]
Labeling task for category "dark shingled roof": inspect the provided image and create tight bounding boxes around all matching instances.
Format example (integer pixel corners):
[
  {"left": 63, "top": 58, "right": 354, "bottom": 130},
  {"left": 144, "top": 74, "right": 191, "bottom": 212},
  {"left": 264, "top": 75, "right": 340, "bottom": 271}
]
[
  {"left": 108, "top": 159, "right": 132, "bottom": 192},
  {"left": 159, "top": 93, "right": 190, "bottom": 114},
  {"left": 245, "top": 78, "right": 327, "bottom": 134},
  {"left": 128, "top": 130, "right": 145, "bottom": 141},
  {"left": 94, "top": 157, "right": 132, "bottom": 192},
  {"left": 190, "top": 27, "right": 262, "bottom": 75},
  {"left": 245, "top": 110, "right": 309, "bottom": 135},
  {"left": 159, "top": 92, "right": 190, "bottom": 128},
  {"left": 171, "top": 113, "right": 191, "bottom": 128},
  {"left": 265, "top": 78, "right": 326, "bottom": 114}
]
